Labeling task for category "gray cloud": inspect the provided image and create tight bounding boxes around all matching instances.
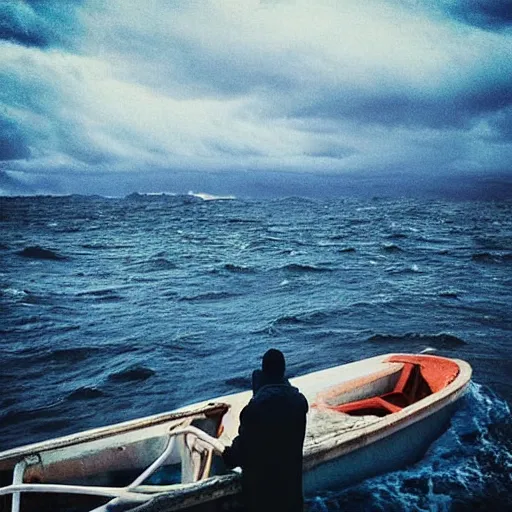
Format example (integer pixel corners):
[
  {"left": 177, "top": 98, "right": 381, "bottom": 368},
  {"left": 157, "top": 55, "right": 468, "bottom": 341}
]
[
  {"left": 0, "top": 168, "right": 63, "bottom": 196},
  {"left": 0, "top": 117, "right": 31, "bottom": 160},
  {"left": 290, "top": 70, "right": 512, "bottom": 130},
  {"left": 439, "top": 0, "right": 512, "bottom": 30},
  {"left": 488, "top": 107, "right": 512, "bottom": 141},
  {"left": 0, "top": 1, "right": 83, "bottom": 49}
]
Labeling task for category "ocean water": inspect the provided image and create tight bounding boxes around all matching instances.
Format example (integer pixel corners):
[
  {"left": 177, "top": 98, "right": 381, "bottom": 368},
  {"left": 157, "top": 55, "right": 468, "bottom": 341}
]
[{"left": 0, "top": 194, "right": 511, "bottom": 510}]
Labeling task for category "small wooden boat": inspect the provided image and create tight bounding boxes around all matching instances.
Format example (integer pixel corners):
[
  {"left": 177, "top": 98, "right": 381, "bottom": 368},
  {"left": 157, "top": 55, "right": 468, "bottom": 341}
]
[{"left": 0, "top": 353, "right": 471, "bottom": 512}]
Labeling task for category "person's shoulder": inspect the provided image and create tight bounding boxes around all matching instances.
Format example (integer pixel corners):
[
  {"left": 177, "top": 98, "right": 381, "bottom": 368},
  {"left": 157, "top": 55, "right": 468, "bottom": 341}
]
[
  {"left": 300, "top": 391, "right": 309, "bottom": 412},
  {"left": 291, "top": 387, "right": 309, "bottom": 411},
  {"left": 280, "top": 384, "right": 307, "bottom": 402},
  {"left": 239, "top": 396, "right": 260, "bottom": 423}
]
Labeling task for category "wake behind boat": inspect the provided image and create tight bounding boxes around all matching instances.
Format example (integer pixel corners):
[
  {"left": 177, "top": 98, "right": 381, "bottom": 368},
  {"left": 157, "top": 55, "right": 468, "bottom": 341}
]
[{"left": 0, "top": 353, "right": 471, "bottom": 512}]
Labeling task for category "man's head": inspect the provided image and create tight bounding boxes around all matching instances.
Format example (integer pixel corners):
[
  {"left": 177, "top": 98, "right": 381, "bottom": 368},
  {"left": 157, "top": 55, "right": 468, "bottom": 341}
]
[{"left": 262, "top": 349, "right": 285, "bottom": 379}]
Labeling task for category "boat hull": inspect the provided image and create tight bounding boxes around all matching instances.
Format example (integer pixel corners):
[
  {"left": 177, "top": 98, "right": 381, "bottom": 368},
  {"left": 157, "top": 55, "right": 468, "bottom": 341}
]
[{"left": 304, "top": 398, "right": 458, "bottom": 493}]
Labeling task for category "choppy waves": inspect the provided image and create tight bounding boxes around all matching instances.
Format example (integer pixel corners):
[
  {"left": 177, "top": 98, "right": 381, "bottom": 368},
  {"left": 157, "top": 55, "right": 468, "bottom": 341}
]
[
  {"left": 16, "top": 246, "right": 67, "bottom": 260},
  {"left": 368, "top": 333, "right": 467, "bottom": 348},
  {"left": 108, "top": 365, "right": 156, "bottom": 383},
  {"left": 0, "top": 195, "right": 511, "bottom": 509},
  {"left": 471, "top": 252, "right": 512, "bottom": 264}
]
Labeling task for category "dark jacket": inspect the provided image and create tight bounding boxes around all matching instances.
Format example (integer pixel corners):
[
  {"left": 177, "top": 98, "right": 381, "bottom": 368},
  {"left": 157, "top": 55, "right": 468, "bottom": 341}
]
[{"left": 223, "top": 373, "right": 309, "bottom": 512}]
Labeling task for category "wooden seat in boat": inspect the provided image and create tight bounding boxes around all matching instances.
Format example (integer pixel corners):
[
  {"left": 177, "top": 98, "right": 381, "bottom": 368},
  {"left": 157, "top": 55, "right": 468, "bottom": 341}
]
[
  {"left": 332, "top": 396, "right": 402, "bottom": 417},
  {"left": 335, "top": 362, "right": 426, "bottom": 415}
]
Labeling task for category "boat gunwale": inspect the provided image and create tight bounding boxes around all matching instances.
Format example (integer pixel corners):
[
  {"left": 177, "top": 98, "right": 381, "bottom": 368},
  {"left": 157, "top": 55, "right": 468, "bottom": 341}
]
[{"left": 0, "top": 402, "right": 229, "bottom": 467}]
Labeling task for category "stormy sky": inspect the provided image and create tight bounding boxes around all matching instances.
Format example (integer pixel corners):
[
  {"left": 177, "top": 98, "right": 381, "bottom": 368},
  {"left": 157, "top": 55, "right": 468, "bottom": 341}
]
[{"left": 1, "top": 0, "right": 511, "bottom": 197}]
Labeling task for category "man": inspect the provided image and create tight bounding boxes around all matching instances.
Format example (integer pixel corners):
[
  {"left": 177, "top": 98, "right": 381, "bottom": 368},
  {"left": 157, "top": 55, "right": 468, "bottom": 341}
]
[{"left": 223, "top": 349, "right": 309, "bottom": 512}]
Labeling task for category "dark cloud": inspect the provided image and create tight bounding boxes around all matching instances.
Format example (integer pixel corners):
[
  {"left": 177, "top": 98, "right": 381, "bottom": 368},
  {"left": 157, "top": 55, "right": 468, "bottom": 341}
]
[
  {"left": 487, "top": 107, "right": 512, "bottom": 141},
  {"left": 443, "top": 0, "right": 512, "bottom": 30},
  {"left": 291, "top": 68, "right": 512, "bottom": 130},
  {"left": 0, "top": 1, "right": 83, "bottom": 49},
  {"left": 292, "top": 90, "right": 451, "bottom": 129},
  {"left": 0, "top": 117, "right": 31, "bottom": 160},
  {"left": 304, "top": 143, "right": 356, "bottom": 160},
  {"left": 0, "top": 6, "right": 49, "bottom": 48},
  {"left": 0, "top": 169, "right": 62, "bottom": 195},
  {"left": 206, "top": 140, "right": 265, "bottom": 157},
  {"left": 0, "top": 170, "right": 22, "bottom": 191}
]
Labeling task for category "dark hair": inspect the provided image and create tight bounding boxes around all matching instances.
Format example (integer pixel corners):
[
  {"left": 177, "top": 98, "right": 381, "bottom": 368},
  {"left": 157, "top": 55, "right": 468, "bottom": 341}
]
[{"left": 262, "top": 349, "right": 285, "bottom": 379}]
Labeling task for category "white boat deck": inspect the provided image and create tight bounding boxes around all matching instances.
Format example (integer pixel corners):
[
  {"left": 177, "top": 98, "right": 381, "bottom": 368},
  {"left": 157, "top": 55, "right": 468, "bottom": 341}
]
[{"left": 305, "top": 409, "right": 381, "bottom": 446}]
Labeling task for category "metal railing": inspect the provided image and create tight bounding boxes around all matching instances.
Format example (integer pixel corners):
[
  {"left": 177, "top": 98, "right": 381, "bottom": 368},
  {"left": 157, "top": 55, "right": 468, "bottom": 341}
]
[{"left": 0, "top": 426, "right": 225, "bottom": 512}]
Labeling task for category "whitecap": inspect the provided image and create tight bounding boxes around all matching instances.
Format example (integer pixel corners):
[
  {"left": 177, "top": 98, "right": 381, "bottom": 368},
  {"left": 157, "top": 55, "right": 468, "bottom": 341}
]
[{"left": 3, "top": 288, "right": 28, "bottom": 297}]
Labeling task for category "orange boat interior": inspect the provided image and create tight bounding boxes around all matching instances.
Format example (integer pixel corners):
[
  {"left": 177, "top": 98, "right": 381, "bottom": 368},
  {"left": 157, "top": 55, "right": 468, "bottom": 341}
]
[{"left": 320, "top": 355, "right": 460, "bottom": 417}]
